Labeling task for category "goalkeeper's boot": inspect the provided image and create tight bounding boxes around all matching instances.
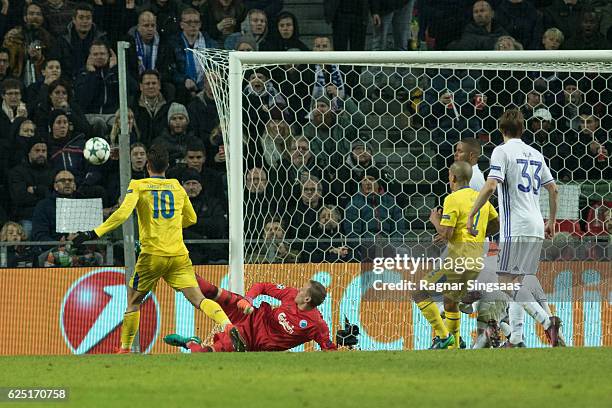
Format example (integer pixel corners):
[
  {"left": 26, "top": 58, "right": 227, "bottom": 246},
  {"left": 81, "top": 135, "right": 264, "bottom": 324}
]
[
  {"left": 429, "top": 334, "right": 455, "bottom": 350},
  {"left": 484, "top": 319, "right": 502, "bottom": 348},
  {"left": 227, "top": 325, "right": 247, "bottom": 352},
  {"left": 544, "top": 316, "right": 563, "bottom": 347},
  {"left": 164, "top": 334, "right": 202, "bottom": 350}
]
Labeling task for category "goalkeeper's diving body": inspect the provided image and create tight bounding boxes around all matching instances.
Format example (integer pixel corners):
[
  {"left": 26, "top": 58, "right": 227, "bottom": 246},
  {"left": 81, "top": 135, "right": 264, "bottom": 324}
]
[
  {"left": 164, "top": 277, "right": 338, "bottom": 352},
  {"left": 72, "top": 145, "right": 245, "bottom": 353}
]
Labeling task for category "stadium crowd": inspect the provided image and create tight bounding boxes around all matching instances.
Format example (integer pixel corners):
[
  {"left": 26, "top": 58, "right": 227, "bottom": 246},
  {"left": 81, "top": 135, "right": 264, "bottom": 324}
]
[{"left": 0, "top": 0, "right": 610, "bottom": 267}]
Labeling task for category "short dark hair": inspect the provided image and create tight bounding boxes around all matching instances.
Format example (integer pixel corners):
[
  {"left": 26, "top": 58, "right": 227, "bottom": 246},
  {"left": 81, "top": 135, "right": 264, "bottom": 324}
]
[
  {"left": 1, "top": 78, "right": 22, "bottom": 94},
  {"left": 24, "top": 2, "right": 43, "bottom": 16},
  {"left": 47, "top": 79, "right": 72, "bottom": 102},
  {"left": 0, "top": 47, "right": 9, "bottom": 56},
  {"left": 42, "top": 59, "right": 61, "bottom": 70},
  {"left": 460, "top": 137, "right": 481, "bottom": 157},
  {"left": 140, "top": 69, "right": 161, "bottom": 83},
  {"left": 308, "top": 280, "right": 326, "bottom": 307},
  {"left": 90, "top": 39, "right": 109, "bottom": 53},
  {"left": 74, "top": 2, "right": 93, "bottom": 16},
  {"left": 186, "top": 141, "right": 206, "bottom": 154},
  {"left": 147, "top": 144, "right": 169, "bottom": 173},
  {"left": 498, "top": 109, "right": 524, "bottom": 138},
  {"left": 130, "top": 142, "right": 146, "bottom": 153}
]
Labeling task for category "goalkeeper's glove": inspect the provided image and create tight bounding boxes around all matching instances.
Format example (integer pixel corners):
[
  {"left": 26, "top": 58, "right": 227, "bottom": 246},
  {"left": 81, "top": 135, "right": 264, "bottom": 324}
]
[
  {"left": 72, "top": 230, "right": 98, "bottom": 247},
  {"left": 237, "top": 297, "right": 254, "bottom": 315}
]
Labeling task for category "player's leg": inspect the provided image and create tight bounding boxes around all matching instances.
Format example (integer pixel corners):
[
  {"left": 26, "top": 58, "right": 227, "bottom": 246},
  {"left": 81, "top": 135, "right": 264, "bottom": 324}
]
[
  {"left": 443, "top": 297, "right": 461, "bottom": 350},
  {"left": 118, "top": 287, "right": 149, "bottom": 352},
  {"left": 412, "top": 268, "right": 454, "bottom": 349},
  {"left": 195, "top": 275, "right": 251, "bottom": 324}
]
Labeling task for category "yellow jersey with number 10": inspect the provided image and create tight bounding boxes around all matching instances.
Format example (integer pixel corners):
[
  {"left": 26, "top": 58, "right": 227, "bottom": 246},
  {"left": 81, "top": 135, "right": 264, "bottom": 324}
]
[{"left": 94, "top": 177, "right": 196, "bottom": 256}]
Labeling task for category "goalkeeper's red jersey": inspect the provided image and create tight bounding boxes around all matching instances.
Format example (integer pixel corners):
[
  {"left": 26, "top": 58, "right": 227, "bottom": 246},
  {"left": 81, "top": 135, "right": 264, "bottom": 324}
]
[{"left": 239, "top": 283, "right": 337, "bottom": 351}]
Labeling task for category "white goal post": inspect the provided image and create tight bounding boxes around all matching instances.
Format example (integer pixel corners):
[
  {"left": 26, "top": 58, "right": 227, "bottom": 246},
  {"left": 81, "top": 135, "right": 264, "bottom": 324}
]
[{"left": 193, "top": 49, "right": 612, "bottom": 295}]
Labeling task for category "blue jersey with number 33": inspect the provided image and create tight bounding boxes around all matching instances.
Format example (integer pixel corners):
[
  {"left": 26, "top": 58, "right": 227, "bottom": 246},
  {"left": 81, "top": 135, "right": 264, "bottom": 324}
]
[
  {"left": 94, "top": 177, "right": 196, "bottom": 256},
  {"left": 488, "top": 139, "right": 554, "bottom": 240}
]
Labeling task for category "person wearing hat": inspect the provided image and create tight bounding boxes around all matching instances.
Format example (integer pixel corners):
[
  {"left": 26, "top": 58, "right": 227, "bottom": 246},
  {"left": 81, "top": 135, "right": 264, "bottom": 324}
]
[
  {"left": 7, "top": 135, "right": 54, "bottom": 238},
  {"left": 343, "top": 166, "right": 405, "bottom": 258},
  {"left": 181, "top": 167, "right": 228, "bottom": 264},
  {"left": 152, "top": 102, "right": 198, "bottom": 169},
  {"left": 525, "top": 106, "right": 569, "bottom": 182}
]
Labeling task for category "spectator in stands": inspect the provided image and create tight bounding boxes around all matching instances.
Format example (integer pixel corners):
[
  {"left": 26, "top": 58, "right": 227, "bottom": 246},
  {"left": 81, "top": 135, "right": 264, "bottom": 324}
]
[
  {"left": 42, "top": 0, "right": 78, "bottom": 38},
  {"left": 181, "top": 168, "right": 228, "bottom": 263},
  {"left": 261, "top": 11, "right": 309, "bottom": 51},
  {"left": 75, "top": 40, "right": 127, "bottom": 137},
  {"left": 141, "top": 0, "right": 185, "bottom": 42},
  {"left": 24, "top": 58, "right": 61, "bottom": 107},
  {"left": 167, "top": 8, "right": 217, "bottom": 103},
  {"left": 287, "top": 175, "right": 325, "bottom": 255},
  {"left": 243, "top": 0, "right": 282, "bottom": 19},
  {"left": 0, "top": 221, "right": 35, "bottom": 267},
  {"left": 225, "top": 8, "right": 268, "bottom": 50},
  {"left": 495, "top": 0, "right": 543, "bottom": 50},
  {"left": 206, "top": 125, "right": 229, "bottom": 174},
  {"left": 108, "top": 108, "right": 141, "bottom": 147},
  {"left": 127, "top": 10, "right": 173, "bottom": 100},
  {"left": 244, "top": 166, "right": 275, "bottom": 242},
  {"left": 417, "top": 0, "right": 468, "bottom": 50},
  {"left": 2, "top": 3, "right": 57, "bottom": 86},
  {"left": 8, "top": 136, "right": 54, "bottom": 238},
  {"left": 152, "top": 102, "right": 198, "bottom": 168},
  {"left": 58, "top": 3, "right": 107, "bottom": 80},
  {"left": 572, "top": 113, "right": 611, "bottom": 181},
  {"left": 247, "top": 215, "right": 298, "bottom": 264},
  {"left": 130, "top": 70, "right": 170, "bottom": 147},
  {"left": 0, "top": 48, "right": 13, "bottom": 82},
  {"left": 449, "top": 0, "right": 508, "bottom": 50},
  {"left": 234, "top": 35, "right": 257, "bottom": 50},
  {"left": 494, "top": 34, "right": 523, "bottom": 50},
  {"left": 11, "top": 118, "right": 37, "bottom": 167},
  {"left": 563, "top": 7, "right": 612, "bottom": 50},
  {"left": 269, "top": 135, "right": 324, "bottom": 203},
  {"left": 200, "top": 0, "right": 246, "bottom": 44},
  {"left": 306, "top": 205, "right": 350, "bottom": 263},
  {"left": 31, "top": 169, "right": 77, "bottom": 242},
  {"left": 370, "top": 0, "right": 414, "bottom": 51},
  {"left": 166, "top": 141, "right": 226, "bottom": 203},
  {"left": 552, "top": 76, "right": 585, "bottom": 133},
  {"left": 258, "top": 117, "right": 291, "bottom": 169},
  {"left": 324, "top": 0, "right": 368, "bottom": 51},
  {"left": 303, "top": 94, "right": 364, "bottom": 168},
  {"left": 0, "top": 78, "right": 28, "bottom": 131},
  {"left": 31, "top": 79, "right": 91, "bottom": 138},
  {"left": 544, "top": 0, "right": 582, "bottom": 43},
  {"left": 187, "top": 73, "right": 219, "bottom": 143},
  {"left": 244, "top": 68, "right": 287, "bottom": 137},
  {"left": 92, "top": 0, "right": 138, "bottom": 46},
  {"left": 343, "top": 167, "right": 405, "bottom": 257},
  {"left": 520, "top": 89, "right": 544, "bottom": 121},
  {"left": 525, "top": 107, "right": 571, "bottom": 181},
  {"left": 418, "top": 69, "right": 484, "bottom": 183},
  {"left": 542, "top": 27, "right": 565, "bottom": 50}
]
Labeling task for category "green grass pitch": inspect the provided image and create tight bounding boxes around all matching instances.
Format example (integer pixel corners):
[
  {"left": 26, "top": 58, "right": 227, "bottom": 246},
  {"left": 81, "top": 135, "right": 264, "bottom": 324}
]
[{"left": 1, "top": 348, "right": 611, "bottom": 408}]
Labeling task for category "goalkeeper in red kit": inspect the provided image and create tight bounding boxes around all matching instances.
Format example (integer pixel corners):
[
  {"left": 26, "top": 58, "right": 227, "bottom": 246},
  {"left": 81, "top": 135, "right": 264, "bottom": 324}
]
[{"left": 163, "top": 276, "right": 338, "bottom": 352}]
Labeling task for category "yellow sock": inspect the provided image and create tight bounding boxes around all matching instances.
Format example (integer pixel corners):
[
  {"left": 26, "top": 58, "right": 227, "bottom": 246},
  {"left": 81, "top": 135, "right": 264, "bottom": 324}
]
[
  {"left": 120, "top": 310, "right": 140, "bottom": 350},
  {"left": 417, "top": 301, "right": 449, "bottom": 338},
  {"left": 445, "top": 311, "right": 461, "bottom": 349},
  {"left": 199, "top": 298, "right": 231, "bottom": 326}
]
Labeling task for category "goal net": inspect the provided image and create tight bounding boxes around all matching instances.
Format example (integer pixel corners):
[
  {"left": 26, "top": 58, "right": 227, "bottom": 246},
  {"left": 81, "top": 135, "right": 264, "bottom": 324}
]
[{"left": 193, "top": 49, "right": 612, "bottom": 349}]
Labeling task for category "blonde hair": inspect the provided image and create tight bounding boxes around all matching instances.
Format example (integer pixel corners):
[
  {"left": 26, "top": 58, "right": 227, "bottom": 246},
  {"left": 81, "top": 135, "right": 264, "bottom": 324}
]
[
  {"left": 544, "top": 28, "right": 564, "bottom": 44},
  {"left": 0, "top": 222, "right": 26, "bottom": 242},
  {"left": 109, "top": 108, "right": 140, "bottom": 146}
]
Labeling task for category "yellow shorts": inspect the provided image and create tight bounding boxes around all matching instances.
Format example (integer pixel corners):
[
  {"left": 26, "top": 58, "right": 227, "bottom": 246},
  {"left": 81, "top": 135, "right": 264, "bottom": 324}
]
[{"left": 130, "top": 253, "right": 197, "bottom": 292}]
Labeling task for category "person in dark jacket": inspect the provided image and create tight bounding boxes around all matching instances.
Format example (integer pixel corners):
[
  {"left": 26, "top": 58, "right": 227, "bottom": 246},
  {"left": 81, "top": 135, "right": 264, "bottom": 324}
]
[
  {"left": 199, "top": 0, "right": 247, "bottom": 44},
  {"left": 152, "top": 102, "right": 198, "bottom": 168},
  {"left": 304, "top": 205, "right": 351, "bottom": 263},
  {"left": 8, "top": 136, "right": 54, "bottom": 238},
  {"left": 10, "top": 118, "right": 37, "bottom": 167},
  {"left": 57, "top": 3, "right": 108, "bottom": 80},
  {"left": 370, "top": 0, "right": 414, "bottom": 51},
  {"left": 187, "top": 75, "right": 219, "bottom": 143},
  {"left": 243, "top": 0, "right": 282, "bottom": 18},
  {"left": 260, "top": 11, "right": 309, "bottom": 51},
  {"left": 448, "top": 0, "right": 508, "bottom": 50},
  {"left": 324, "top": 0, "right": 369, "bottom": 51},
  {"left": 562, "top": 7, "right": 612, "bottom": 50},
  {"left": 495, "top": 0, "right": 543, "bottom": 50},
  {"left": 181, "top": 168, "right": 228, "bottom": 263},
  {"left": 130, "top": 69, "right": 170, "bottom": 147},
  {"left": 543, "top": 0, "right": 582, "bottom": 42},
  {"left": 140, "top": 0, "right": 185, "bottom": 42},
  {"left": 31, "top": 168, "right": 77, "bottom": 242},
  {"left": 0, "top": 221, "right": 35, "bottom": 267}
]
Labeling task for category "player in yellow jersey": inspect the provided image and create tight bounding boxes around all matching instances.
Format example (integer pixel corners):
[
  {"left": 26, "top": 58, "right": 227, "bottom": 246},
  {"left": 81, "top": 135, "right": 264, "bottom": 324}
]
[
  {"left": 72, "top": 145, "right": 246, "bottom": 353},
  {"left": 413, "top": 161, "right": 499, "bottom": 349}
]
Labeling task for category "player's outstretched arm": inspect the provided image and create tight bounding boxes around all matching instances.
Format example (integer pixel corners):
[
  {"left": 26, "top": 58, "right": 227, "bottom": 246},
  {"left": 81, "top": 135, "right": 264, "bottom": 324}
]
[
  {"left": 315, "top": 322, "right": 337, "bottom": 351},
  {"left": 246, "top": 282, "right": 295, "bottom": 302},
  {"left": 543, "top": 181, "right": 558, "bottom": 239},
  {"left": 468, "top": 178, "right": 497, "bottom": 235},
  {"left": 94, "top": 180, "right": 140, "bottom": 238}
]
